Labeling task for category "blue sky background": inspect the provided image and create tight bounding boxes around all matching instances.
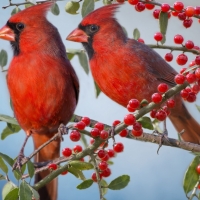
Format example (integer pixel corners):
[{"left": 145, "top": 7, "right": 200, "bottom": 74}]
[{"left": 0, "top": 0, "right": 200, "bottom": 199}]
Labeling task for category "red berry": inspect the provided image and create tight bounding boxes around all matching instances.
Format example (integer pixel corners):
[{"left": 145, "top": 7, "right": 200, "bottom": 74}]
[
  {"left": 178, "top": 12, "right": 186, "bottom": 21},
  {"left": 135, "top": 2, "right": 145, "bottom": 12},
  {"left": 155, "top": 110, "right": 167, "bottom": 121},
  {"left": 137, "top": 38, "right": 145, "bottom": 43},
  {"left": 186, "top": 87, "right": 192, "bottom": 93},
  {"left": 124, "top": 114, "right": 136, "bottom": 125},
  {"left": 166, "top": 99, "right": 176, "bottom": 108},
  {"left": 131, "top": 129, "right": 143, "bottom": 137},
  {"left": 112, "top": 120, "right": 120, "bottom": 126},
  {"left": 193, "top": 46, "right": 200, "bottom": 51},
  {"left": 167, "top": 12, "right": 171, "bottom": 19},
  {"left": 174, "top": 1, "right": 184, "bottom": 12},
  {"left": 129, "top": 99, "right": 140, "bottom": 109},
  {"left": 90, "top": 138, "right": 95, "bottom": 145},
  {"left": 145, "top": 3, "right": 155, "bottom": 10},
  {"left": 91, "top": 172, "right": 99, "bottom": 182},
  {"left": 101, "top": 167, "right": 111, "bottom": 178},
  {"left": 185, "top": 6, "right": 195, "bottom": 17},
  {"left": 161, "top": 3, "right": 170, "bottom": 12},
  {"left": 74, "top": 121, "right": 86, "bottom": 130},
  {"left": 151, "top": 93, "right": 162, "bottom": 103},
  {"left": 128, "top": 0, "right": 138, "bottom": 5},
  {"left": 101, "top": 154, "right": 110, "bottom": 161},
  {"left": 94, "top": 122, "right": 104, "bottom": 131},
  {"left": 192, "top": 84, "right": 200, "bottom": 94},
  {"left": 162, "top": 106, "right": 171, "bottom": 116},
  {"left": 117, "top": 0, "right": 125, "bottom": 3},
  {"left": 195, "top": 68, "right": 200, "bottom": 79},
  {"left": 81, "top": 117, "right": 90, "bottom": 126},
  {"left": 107, "top": 149, "right": 115, "bottom": 158},
  {"left": 61, "top": 170, "right": 68, "bottom": 175},
  {"left": 186, "top": 73, "right": 196, "bottom": 83},
  {"left": 70, "top": 130, "right": 81, "bottom": 142},
  {"left": 119, "top": 129, "right": 128, "bottom": 137},
  {"left": 174, "top": 74, "right": 185, "bottom": 84},
  {"left": 48, "top": 163, "right": 57, "bottom": 170},
  {"left": 176, "top": 54, "right": 188, "bottom": 65},
  {"left": 90, "top": 128, "right": 100, "bottom": 137},
  {"left": 196, "top": 165, "right": 200, "bottom": 174},
  {"left": 153, "top": 9, "right": 160, "bottom": 19},
  {"left": 154, "top": 32, "right": 163, "bottom": 42},
  {"left": 165, "top": 53, "right": 173, "bottom": 62},
  {"left": 100, "top": 130, "right": 109, "bottom": 140},
  {"left": 185, "top": 40, "right": 194, "bottom": 49},
  {"left": 174, "top": 34, "right": 184, "bottom": 44},
  {"left": 150, "top": 109, "right": 157, "bottom": 118},
  {"left": 195, "top": 6, "right": 200, "bottom": 15},
  {"left": 180, "top": 89, "right": 189, "bottom": 99},
  {"left": 98, "top": 161, "right": 108, "bottom": 171},
  {"left": 97, "top": 149, "right": 107, "bottom": 159},
  {"left": 186, "top": 92, "right": 196, "bottom": 102},
  {"left": 113, "top": 142, "right": 124, "bottom": 153},
  {"left": 172, "top": 11, "right": 179, "bottom": 17},
  {"left": 62, "top": 147, "right": 72, "bottom": 157},
  {"left": 127, "top": 104, "right": 136, "bottom": 112},
  {"left": 157, "top": 83, "right": 168, "bottom": 93},
  {"left": 133, "top": 122, "right": 142, "bottom": 131},
  {"left": 195, "top": 56, "right": 200, "bottom": 65},
  {"left": 180, "top": 68, "right": 187, "bottom": 75},
  {"left": 183, "top": 18, "right": 193, "bottom": 28},
  {"left": 189, "top": 61, "right": 196, "bottom": 67},
  {"left": 73, "top": 145, "right": 83, "bottom": 153}
]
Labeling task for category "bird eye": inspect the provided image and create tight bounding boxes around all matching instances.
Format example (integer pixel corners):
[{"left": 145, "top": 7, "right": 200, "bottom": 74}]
[
  {"left": 89, "top": 25, "right": 99, "bottom": 33},
  {"left": 16, "top": 23, "right": 25, "bottom": 31}
]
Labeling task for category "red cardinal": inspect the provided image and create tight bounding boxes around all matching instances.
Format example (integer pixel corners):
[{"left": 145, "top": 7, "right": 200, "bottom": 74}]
[
  {"left": 0, "top": 2, "right": 79, "bottom": 200},
  {"left": 67, "top": 4, "right": 200, "bottom": 144}
]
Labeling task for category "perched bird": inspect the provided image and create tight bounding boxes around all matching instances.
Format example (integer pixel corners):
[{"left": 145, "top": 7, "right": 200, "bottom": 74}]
[
  {"left": 67, "top": 4, "right": 200, "bottom": 144},
  {"left": 0, "top": 2, "right": 79, "bottom": 200}
]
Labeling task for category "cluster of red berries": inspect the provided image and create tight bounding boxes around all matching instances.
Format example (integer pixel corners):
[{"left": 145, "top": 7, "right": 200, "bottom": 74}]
[{"left": 150, "top": 83, "right": 176, "bottom": 121}]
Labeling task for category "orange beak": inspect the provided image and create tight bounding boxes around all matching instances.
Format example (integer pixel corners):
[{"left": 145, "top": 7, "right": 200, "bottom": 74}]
[
  {"left": 66, "top": 28, "right": 88, "bottom": 43},
  {"left": 0, "top": 25, "right": 15, "bottom": 41}
]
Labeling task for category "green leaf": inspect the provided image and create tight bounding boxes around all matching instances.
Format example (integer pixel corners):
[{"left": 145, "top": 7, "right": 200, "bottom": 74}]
[
  {"left": 19, "top": 181, "right": 32, "bottom": 200},
  {"left": 103, "top": 0, "right": 112, "bottom": 5},
  {"left": 2, "top": 182, "right": 17, "bottom": 200},
  {"left": 1, "top": 124, "right": 21, "bottom": 140},
  {"left": 51, "top": 3, "right": 60, "bottom": 16},
  {"left": 0, "top": 157, "right": 8, "bottom": 174},
  {"left": 80, "top": 133, "right": 88, "bottom": 148},
  {"left": 108, "top": 175, "right": 130, "bottom": 190},
  {"left": 11, "top": 7, "right": 21, "bottom": 15},
  {"left": 25, "top": 3, "right": 34, "bottom": 8},
  {"left": 94, "top": 81, "right": 101, "bottom": 98},
  {"left": 65, "top": 1, "right": 80, "bottom": 15},
  {"left": 77, "top": 179, "right": 93, "bottom": 189},
  {"left": 159, "top": 11, "right": 168, "bottom": 44},
  {"left": 69, "top": 161, "right": 93, "bottom": 170},
  {"left": 0, "top": 50, "right": 8, "bottom": 68},
  {"left": 0, "top": 153, "right": 14, "bottom": 167},
  {"left": 27, "top": 161, "right": 35, "bottom": 178},
  {"left": 77, "top": 51, "right": 89, "bottom": 74},
  {"left": 81, "top": 0, "right": 94, "bottom": 18},
  {"left": 4, "top": 188, "right": 19, "bottom": 200},
  {"left": 107, "top": 160, "right": 114, "bottom": 165},
  {"left": 0, "top": 115, "right": 19, "bottom": 125},
  {"left": 0, "top": 173, "right": 6, "bottom": 180},
  {"left": 28, "top": 186, "right": 39, "bottom": 200},
  {"left": 13, "top": 163, "right": 26, "bottom": 180},
  {"left": 67, "top": 53, "right": 75, "bottom": 60},
  {"left": 183, "top": 156, "right": 199, "bottom": 194},
  {"left": 133, "top": 28, "right": 140, "bottom": 40},
  {"left": 101, "top": 179, "right": 108, "bottom": 196},
  {"left": 137, "top": 116, "right": 154, "bottom": 130},
  {"left": 196, "top": 105, "right": 200, "bottom": 112},
  {"left": 67, "top": 166, "right": 86, "bottom": 180}
]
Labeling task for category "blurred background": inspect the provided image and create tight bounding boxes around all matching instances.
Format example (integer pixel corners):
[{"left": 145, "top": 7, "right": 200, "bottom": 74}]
[{"left": 0, "top": 0, "right": 200, "bottom": 199}]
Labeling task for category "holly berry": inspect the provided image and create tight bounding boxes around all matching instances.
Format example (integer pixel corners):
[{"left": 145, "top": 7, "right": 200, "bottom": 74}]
[
  {"left": 91, "top": 172, "right": 100, "bottom": 182},
  {"left": 195, "top": 68, "right": 200, "bottom": 79},
  {"left": 131, "top": 128, "right": 143, "bottom": 137},
  {"left": 90, "top": 138, "right": 95, "bottom": 145},
  {"left": 154, "top": 32, "right": 163, "bottom": 42},
  {"left": 174, "top": 1, "right": 184, "bottom": 12},
  {"left": 90, "top": 128, "right": 100, "bottom": 137},
  {"left": 73, "top": 145, "right": 83, "bottom": 153},
  {"left": 70, "top": 130, "right": 81, "bottom": 142},
  {"left": 74, "top": 121, "right": 86, "bottom": 130},
  {"left": 165, "top": 53, "right": 173, "bottom": 62},
  {"left": 113, "top": 142, "right": 124, "bottom": 153},
  {"left": 127, "top": 104, "right": 136, "bottom": 112},
  {"left": 150, "top": 109, "right": 157, "bottom": 118},
  {"left": 180, "top": 89, "right": 189, "bottom": 99},
  {"left": 161, "top": 3, "right": 170, "bottom": 12},
  {"left": 119, "top": 129, "right": 128, "bottom": 137},
  {"left": 107, "top": 149, "right": 115, "bottom": 158},
  {"left": 135, "top": 2, "right": 145, "bottom": 12},
  {"left": 117, "top": 0, "right": 125, "bottom": 3},
  {"left": 189, "top": 61, "right": 196, "bottom": 67},
  {"left": 61, "top": 170, "right": 68, "bottom": 175},
  {"left": 48, "top": 163, "right": 57, "bottom": 170},
  {"left": 174, "top": 34, "right": 184, "bottom": 44},
  {"left": 138, "top": 38, "right": 145, "bottom": 43},
  {"left": 192, "top": 84, "right": 200, "bottom": 94},
  {"left": 185, "top": 40, "right": 194, "bottom": 49},
  {"left": 183, "top": 19, "right": 193, "bottom": 28},
  {"left": 162, "top": 106, "right": 171, "bottom": 116},
  {"left": 166, "top": 99, "right": 176, "bottom": 108},
  {"left": 100, "top": 130, "right": 109, "bottom": 140},
  {"left": 157, "top": 83, "right": 168, "bottom": 93},
  {"left": 195, "top": 56, "right": 200, "bottom": 65},
  {"left": 178, "top": 12, "right": 186, "bottom": 21},
  {"left": 133, "top": 122, "right": 142, "bottom": 131},
  {"left": 172, "top": 11, "right": 179, "bottom": 17},
  {"left": 97, "top": 149, "right": 107, "bottom": 159},
  {"left": 195, "top": 6, "right": 200, "bottom": 15},
  {"left": 153, "top": 9, "right": 160, "bottom": 19},
  {"left": 101, "top": 167, "right": 111, "bottom": 177},
  {"left": 94, "top": 122, "right": 104, "bottom": 131},
  {"left": 186, "top": 73, "right": 196, "bottom": 83},
  {"left": 124, "top": 114, "right": 136, "bottom": 125},
  {"left": 186, "top": 92, "right": 196, "bottom": 102},
  {"left": 155, "top": 110, "right": 167, "bottom": 121},
  {"left": 81, "top": 116, "right": 90, "bottom": 126},
  {"left": 185, "top": 6, "right": 195, "bottom": 17},
  {"left": 176, "top": 54, "right": 188, "bottom": 65},
  {"left": 98, "top": 161, "right": 108, "bottom": 171},
  {"left": 62, "top": 147, "right": 72, "bottom": 157},
  {"left": 174, "top": 74, "right": 185, "bottom": 84},
  {"left": 129, "top": 99, "right": 140, "bottom": 109},
  {"left": 145, "top": 3, "right": 155, "bottom": 10},
  {"left": 101, "top": 154, "right": 110, "bottom": 161},
  {"left": 151, "top": 93, "right": 162, "bottom": 103},
  {"left": 128, "top": 0, "right": 138, "bottom": 5},
  {"left": 112, "top": 120, "right": 120, "bottom": 126}
]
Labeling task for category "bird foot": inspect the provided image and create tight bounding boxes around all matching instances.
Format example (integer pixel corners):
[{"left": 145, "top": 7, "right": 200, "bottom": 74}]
[
  {"left": 108, "top": 126, "right": 116, "bottom": 143},
  {"left": 156, "top": 129, "right": 170, "bottom": 154},
  {"left": 12, "top": 152, "right": 28, "bottom": 171},
  {"left": 58, "top": 123, "right": 69, "bottom": 141}
]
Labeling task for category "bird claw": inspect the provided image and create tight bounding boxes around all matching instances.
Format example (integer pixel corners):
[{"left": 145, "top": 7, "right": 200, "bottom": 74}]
[
  {"left": 58, "top": 123, "right": 68, "bottom": 141},
  {"left": 12, "top": 153, "right": 28, "bottom": 171},
  {"left": 108, "top": 126, "right": 116, "bottom": 143},
  {"left": 157, "top": 129, "right": 170, "bottom": 154}
]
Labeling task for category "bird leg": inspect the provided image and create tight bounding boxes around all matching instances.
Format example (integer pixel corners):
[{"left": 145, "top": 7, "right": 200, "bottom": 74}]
[
  {"left": 12, "top": 134, "right": 30, "bottom": 171},
  {"left": 108, "top": 126, "right": 116, "bottom": 143},
  {"left": 58, "top": 123, "right": 69, "bottom": 142}
]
